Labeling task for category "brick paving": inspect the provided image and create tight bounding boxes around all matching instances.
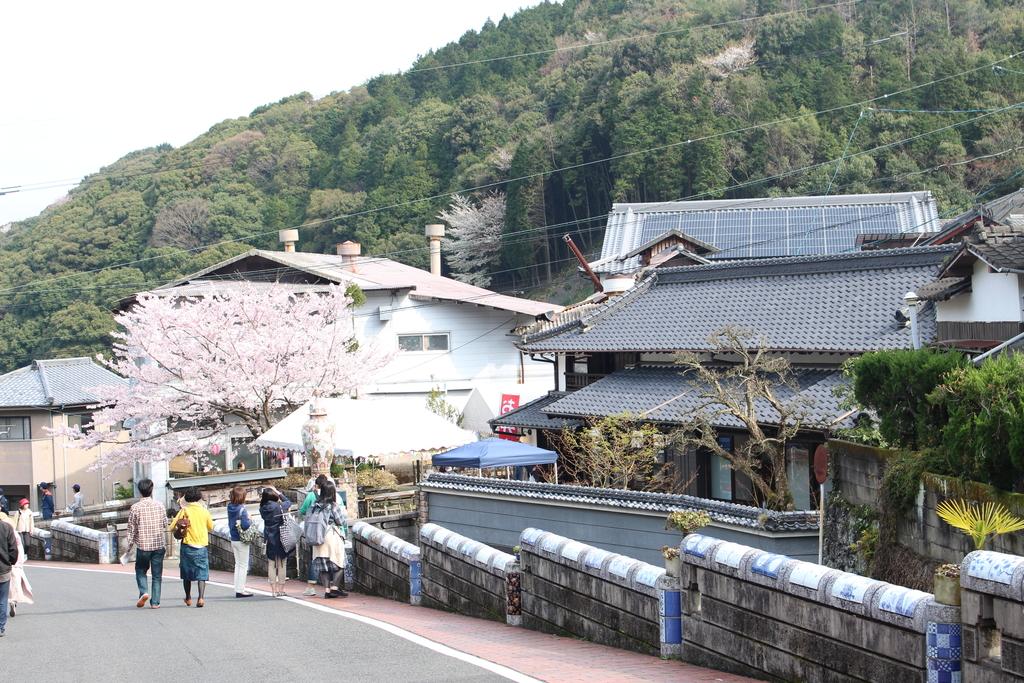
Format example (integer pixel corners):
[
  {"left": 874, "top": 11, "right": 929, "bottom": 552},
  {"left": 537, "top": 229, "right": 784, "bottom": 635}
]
[{"left": 29, "top": 561, "right": 757, "bottom": 683}]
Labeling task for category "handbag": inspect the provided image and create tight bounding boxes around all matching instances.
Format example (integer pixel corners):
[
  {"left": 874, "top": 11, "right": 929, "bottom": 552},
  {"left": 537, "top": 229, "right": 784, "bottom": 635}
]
[
  {"left": 279, "top": 512, "right": 301, "bottom": 554},
  {"left": 173, "top": 509, "right": 191, "bottom": 541},
  {"left": 236, "top": 510, "right": 260, "bottom": 544}
]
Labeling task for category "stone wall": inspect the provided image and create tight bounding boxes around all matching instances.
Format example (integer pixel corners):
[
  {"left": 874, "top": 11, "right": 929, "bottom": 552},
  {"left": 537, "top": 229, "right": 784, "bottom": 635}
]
[
  {"left": 826, "top": 440, "right": 1024, "bottom": 584},
  {"left": 352, "top": 520, "right": 421, "bottom": 604},
  {"left": 680, "top": 532, "right": 960, "bottom": 682},
  {"left": 27, "top": 528, "right": 51, "bottom": 560},
  {"left": 419, "top": 523, "right": 520, "bottom": 625},
  {"left": 961, "top": 550, "right": 1024, "bottom": 681},
  {"left": 519, "top": 527, "right": 681, "bottom": 658},
  {"left": 370, "top": 510, "right": 418, "bottom": 544},
  {"left": 48, "top": 520, "right": 118, "bottom": 564}
]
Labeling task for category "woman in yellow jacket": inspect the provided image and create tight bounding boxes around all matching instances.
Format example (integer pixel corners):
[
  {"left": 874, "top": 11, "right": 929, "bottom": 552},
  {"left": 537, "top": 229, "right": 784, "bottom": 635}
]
[{"left": 169, "top": 487, "right": 214, "bottom": 608}]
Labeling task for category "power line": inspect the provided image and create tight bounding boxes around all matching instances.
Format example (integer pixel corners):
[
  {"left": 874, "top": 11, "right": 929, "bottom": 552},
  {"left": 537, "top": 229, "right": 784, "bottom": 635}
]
[{"left": 3, "top": 92, "right": 1020, "bottom": 302}]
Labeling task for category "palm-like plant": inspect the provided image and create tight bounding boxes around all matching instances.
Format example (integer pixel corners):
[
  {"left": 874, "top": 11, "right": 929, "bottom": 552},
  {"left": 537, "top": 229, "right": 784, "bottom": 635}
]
[{"left": 935, "top": 499, "right": 1024, "bottom": 550}]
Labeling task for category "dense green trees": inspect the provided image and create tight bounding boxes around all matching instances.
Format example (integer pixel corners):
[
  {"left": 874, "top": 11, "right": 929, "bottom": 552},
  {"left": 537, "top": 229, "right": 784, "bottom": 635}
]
[{"left": 3, "top": 0, "right": 1024, "bottom": 370}]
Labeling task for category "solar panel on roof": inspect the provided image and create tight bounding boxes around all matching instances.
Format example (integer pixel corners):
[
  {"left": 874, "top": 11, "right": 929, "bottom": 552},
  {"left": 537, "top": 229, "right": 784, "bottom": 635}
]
[{"left": 620, "top": 198, "right": 927, "bottom": 262}]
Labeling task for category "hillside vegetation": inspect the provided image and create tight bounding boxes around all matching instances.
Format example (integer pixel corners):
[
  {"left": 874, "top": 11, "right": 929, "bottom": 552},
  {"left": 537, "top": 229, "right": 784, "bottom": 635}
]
[{"left": 2, "top": 0, "right": 1023, "bottom": 371}]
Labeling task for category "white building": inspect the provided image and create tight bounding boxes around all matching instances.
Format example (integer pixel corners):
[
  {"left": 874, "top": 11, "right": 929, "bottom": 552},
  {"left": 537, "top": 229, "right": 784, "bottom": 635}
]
[{"left": 137, "top": 228, "right": 560, "bottom": 434}]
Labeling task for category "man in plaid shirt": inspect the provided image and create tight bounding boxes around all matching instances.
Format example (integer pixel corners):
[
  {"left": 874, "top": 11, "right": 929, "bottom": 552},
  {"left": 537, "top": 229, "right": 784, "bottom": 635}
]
[{"left": 126, "top": 479, "right": 168, "bottom": 609}]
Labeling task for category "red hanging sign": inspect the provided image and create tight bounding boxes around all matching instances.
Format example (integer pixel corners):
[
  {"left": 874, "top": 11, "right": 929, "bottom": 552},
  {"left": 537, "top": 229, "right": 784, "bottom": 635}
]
[{"left": 496, "top": 394, "right": 520, "bottom": 441}]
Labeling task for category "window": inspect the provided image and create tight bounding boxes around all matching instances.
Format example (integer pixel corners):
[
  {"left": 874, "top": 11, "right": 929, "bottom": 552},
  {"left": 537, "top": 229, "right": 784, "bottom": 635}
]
[
  {"left": 67, "top": 413, "right": 94, "bottom": 434},
  {"left": 0, "top": 416, "right": 30, "bottom": 440},
  {"left": 398, "top": 333, "right": 449, "bottom": 352}
]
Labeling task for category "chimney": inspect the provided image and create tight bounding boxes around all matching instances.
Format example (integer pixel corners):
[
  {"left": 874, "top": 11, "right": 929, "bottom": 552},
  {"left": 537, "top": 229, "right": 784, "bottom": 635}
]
[
  {"left": 337, "top": 241, "right": 361, "bottom": 272},
  {"left": 279, "top": 228, "right": 299, "bottom": 253},
  {"left": 425, "top": 224, "right": 445, "bottom": 276}
]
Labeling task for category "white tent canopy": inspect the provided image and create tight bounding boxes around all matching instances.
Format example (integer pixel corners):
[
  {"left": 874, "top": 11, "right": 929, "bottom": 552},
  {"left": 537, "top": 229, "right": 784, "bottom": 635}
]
[{"left": 253, "top": 397, "right": 477, "bottom": 460}]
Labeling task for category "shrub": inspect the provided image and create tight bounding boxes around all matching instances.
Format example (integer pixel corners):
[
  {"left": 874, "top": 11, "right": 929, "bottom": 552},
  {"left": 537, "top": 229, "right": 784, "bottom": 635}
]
[
  {"left": 357, "top": 468, "right": 398, "bottom": 490},
  {"left": 934, "top": 353, "right": 1024, "bottom": 490},
  {"left": 666, "top": 509, "right": 712, "bottom": 534},
  {"left": 844, "top": 350, "right": 967, "bottom": 449}
]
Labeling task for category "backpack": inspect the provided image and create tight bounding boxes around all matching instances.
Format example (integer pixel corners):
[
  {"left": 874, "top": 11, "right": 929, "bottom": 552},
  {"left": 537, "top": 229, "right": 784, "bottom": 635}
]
[
  {"left": 173, "top": 510, "right": 191, "bottom": 540},
  {"left": 303, "top": 503, "right": 331, "bottom": 546}
]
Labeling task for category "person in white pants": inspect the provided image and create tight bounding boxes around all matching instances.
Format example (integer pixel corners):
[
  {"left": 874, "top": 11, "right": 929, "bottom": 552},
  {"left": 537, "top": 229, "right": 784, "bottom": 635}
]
[{"left": 227, "top": 486, "right": 254, "bottom": 598}]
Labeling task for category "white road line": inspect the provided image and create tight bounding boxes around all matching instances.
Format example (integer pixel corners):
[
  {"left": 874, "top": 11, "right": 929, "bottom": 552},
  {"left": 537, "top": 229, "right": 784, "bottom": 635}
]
[{"left": 27, "top": 564, "right": 541, "bottom": 683}]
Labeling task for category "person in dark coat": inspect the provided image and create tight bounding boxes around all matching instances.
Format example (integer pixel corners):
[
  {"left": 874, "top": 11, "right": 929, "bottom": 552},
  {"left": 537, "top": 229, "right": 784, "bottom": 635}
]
[
  {"left": 259, "top": 487, "right": 292, "bottom": 597},
  {"left": 0, "top": 517, "right": 19, "bottom": 636},
  {"left": 39, "top": 485, "right": 54, "bottom": 521},
  {"left": 0, "top": 488, "right": 8, "bottom": 515}
]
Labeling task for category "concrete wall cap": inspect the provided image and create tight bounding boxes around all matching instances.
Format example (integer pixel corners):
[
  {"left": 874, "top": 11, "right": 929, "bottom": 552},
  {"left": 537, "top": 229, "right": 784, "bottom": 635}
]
[
  {"left": 353, "top": 520, "right": 418, "bottom": 564},
  {"left": 50, "top": 520, "right": 108, "bottom": 541},
  {"left": 961, "top": 550, "right": 1024, "bottom": 601},
  {"left": 520, "top": 527, "right": 664, "bottom": 596},
  {"left": 420, "top": 522, "right": 513, "bottom": 574}
]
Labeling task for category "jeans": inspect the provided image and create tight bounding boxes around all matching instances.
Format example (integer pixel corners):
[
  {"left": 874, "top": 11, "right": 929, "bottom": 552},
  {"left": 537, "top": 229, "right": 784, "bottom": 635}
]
[
  {"left": 230, "top": 541, "right": 250, "bottom": 593},
  {"left": 135, "top": 548, "right": 165, "bottom": 606},
  {"left": 0, "top": 578, "right": 9, "bottom": 633}
]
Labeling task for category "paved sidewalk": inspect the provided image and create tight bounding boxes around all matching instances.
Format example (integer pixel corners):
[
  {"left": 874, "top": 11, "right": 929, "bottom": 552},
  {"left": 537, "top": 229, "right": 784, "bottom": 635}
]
[{"left": 28, "top": 561, "right": 757, "bottom": 683}]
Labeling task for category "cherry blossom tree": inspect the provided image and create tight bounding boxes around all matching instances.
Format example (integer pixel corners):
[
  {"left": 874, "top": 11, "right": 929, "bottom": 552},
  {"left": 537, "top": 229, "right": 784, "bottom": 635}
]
[
  {"left": 57, "top": 281, "right": 390, "bottom": 468},
  {"left": 439, "top": 191, "right": 505, "bottom": 287}
]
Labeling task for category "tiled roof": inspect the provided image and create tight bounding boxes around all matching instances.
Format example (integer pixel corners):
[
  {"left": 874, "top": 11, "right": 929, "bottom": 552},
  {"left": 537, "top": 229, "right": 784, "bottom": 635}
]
[
  {"left": 419, "top": 472, "right": 820, "bottom": 532},
  {"left": 0, "top": 357, "right": 126, "bottom": 409},
  {"left": 522, "top": 245, "right": 956, "bottom": 353},
  {"left": 489, "top": 391, "right": 583, "bottom": 430},
  {"left": 596, "top": 191, "right": 939, "bottom": 272},
  {"left": 146, "top": 249, "right": 559, "bottom": 317},
  {"left": 929, "top": 188, "right": 1024, "bottom": 245},
  {"left": 915, "top": 276, "right": 970, "bottom": 302},
  {"left": 544, "top": 366, "right": 854, "bottom": 430},
  {"left": 971, "top": 239, "right": 1024, "bottom": 272}
]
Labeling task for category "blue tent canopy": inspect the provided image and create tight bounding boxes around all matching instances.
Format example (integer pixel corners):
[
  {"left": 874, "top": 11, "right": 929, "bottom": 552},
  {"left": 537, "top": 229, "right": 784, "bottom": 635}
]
[{"left": 432, "top": 438, "right": 558, "bottom": 469}]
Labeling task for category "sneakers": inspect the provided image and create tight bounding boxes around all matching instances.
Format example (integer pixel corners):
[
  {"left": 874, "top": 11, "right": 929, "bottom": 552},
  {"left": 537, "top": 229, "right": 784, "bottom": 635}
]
[
  {"left": 235, "top": 592, "right": 253, "bottom": 598},
  {"left": 136, "top": 594, "right": 150, "bottom": 608},
  {"left": 302, "top": 586, "right": 317, "bottom": 597},
  {"left": 9, "top": 602, "right": 15, "bottom": 617}
]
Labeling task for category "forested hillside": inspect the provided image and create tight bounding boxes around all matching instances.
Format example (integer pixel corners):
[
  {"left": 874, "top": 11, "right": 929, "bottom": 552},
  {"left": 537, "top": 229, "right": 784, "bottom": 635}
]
[{"left": 2, "top": 0, "right": 1023, "bottom": 371}]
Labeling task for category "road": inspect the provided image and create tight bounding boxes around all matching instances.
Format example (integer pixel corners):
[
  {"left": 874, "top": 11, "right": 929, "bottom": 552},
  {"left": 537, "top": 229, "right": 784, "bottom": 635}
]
[{"left": 3, "top": 566, "right": 509, "bottom": 682}]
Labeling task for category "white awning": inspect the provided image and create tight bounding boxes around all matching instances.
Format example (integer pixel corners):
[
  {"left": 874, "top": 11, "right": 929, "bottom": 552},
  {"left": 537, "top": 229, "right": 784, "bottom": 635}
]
[{"left": 252, "top": 396, "right": 477, "bottom": 460}]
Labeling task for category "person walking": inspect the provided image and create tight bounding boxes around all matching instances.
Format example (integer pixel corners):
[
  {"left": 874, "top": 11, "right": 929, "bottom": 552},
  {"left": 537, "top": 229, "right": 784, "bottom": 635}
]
[
  {"left": 68, "top": 484, "right": 85, "bottom": 518},
  {"left": 126, "top": 478, "right": 168, "bottom": 609},
  {"left": 0, "top": 510, "right": 19, "bottom": 636},
  {"left": 226, "top": 486, "right": 254, "bottom": 598},
  {"left": 168, "top": 487, "right": 214, "bottom": 608},
  {"left": 1, "top": 512, "right": 33, "bottom": 619},
  {"left": 309, "top": 480, "right": 348, "bottom": 599},
  {"left": 40, "top": 484, "right": 54, "bottom": 521},
  {"left": 13, "top": 500, "right": 33, "bottom": 551},
  {"left": 0, "top": 488, "right": 8, "bottom": 515},
  {"left": 259, "top": 487, "right": 292, "bottom": 597}
]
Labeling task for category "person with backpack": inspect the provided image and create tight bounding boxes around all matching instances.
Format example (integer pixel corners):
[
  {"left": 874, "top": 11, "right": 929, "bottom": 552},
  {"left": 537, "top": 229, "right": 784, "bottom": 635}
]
[
  {"left": 298, "top": 474, "right": 327, "bottom": 597},
  {"left": 168, "top": 487, "right": 213, "bottom": 608},
  {"left": 307, "top": 480, "right": 348, "bottom": 599}
]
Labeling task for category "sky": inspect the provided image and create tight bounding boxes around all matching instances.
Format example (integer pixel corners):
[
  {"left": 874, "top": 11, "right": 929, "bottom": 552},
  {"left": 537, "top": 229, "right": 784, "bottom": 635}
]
[{"left": 0, "top": 0, "right": 543, "bottom": 225}]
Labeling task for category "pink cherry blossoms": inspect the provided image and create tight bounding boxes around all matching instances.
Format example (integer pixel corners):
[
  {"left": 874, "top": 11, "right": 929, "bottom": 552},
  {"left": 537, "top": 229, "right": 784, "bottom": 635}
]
[{"left": 58, "top": 281, "right": 390, "bottom": 468}]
